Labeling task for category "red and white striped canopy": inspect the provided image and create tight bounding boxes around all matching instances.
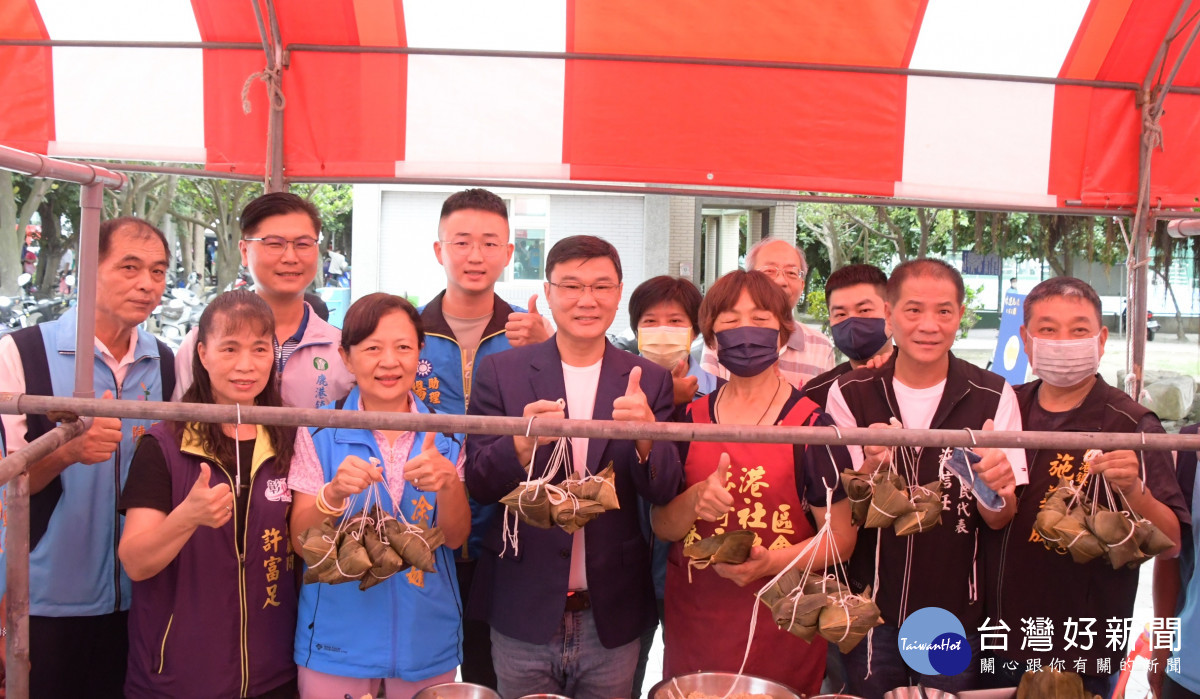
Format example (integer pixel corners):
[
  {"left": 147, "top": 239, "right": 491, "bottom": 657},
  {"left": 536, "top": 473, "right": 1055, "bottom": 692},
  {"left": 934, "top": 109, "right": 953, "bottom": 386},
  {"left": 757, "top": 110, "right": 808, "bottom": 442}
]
[{"left": 3, "top": 0, "right": 1199, "bottom": 209}]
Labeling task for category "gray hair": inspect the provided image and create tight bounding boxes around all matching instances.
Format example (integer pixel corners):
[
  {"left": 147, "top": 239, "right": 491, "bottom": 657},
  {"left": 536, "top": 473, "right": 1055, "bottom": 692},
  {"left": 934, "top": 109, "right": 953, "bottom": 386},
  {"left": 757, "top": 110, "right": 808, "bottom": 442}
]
[
  {"left": 1023, "top": 277, "right": 1102, "bottom": 325},
  {"left": 745, "top": 236, "right": 807, "bottom": 272}
]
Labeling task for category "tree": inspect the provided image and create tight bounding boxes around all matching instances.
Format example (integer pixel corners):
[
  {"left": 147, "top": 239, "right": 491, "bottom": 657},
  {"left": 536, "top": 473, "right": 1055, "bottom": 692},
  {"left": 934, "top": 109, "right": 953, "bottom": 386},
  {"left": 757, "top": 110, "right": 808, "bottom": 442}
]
[
  {"left": 0, "top": 173, "right": 52, "bottom": 295},
  {"left": 31, "top": 181, "right": 81, "bottom": 299},
  {"left": 171, "top": 178, "right": 261, "bottom": 290}
]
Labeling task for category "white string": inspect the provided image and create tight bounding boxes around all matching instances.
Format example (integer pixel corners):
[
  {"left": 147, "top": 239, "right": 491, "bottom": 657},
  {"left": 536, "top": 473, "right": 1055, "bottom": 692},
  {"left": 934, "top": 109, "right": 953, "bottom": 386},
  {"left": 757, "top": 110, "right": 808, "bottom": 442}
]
[{"left": 234, "top": 403, "right": 243, "bottom": 496}]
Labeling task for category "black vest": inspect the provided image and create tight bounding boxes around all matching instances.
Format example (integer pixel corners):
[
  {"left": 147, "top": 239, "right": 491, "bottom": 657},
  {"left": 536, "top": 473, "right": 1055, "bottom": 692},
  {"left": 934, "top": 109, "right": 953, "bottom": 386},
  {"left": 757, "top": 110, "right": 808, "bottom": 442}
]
[
  {"left": 983, "top": 376, "right": 1175, "bottom": 668},
  {"left": 836, "top": 352, "right": 1004, "bottom": 628}
]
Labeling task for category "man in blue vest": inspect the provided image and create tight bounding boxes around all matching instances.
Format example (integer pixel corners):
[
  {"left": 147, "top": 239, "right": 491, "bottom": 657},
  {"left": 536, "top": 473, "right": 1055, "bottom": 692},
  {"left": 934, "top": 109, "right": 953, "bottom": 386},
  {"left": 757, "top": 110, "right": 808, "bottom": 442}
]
[
  {"left": 417, "top": 188, "right": 551, "bottom": 687},
  {"left": 0, "top": 216, "right": 173, "bottom": 698}
]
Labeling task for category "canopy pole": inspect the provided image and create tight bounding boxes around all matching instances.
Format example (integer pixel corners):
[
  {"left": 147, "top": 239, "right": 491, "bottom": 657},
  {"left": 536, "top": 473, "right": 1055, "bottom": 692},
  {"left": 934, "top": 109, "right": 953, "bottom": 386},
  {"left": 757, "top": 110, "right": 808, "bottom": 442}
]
[
  {"left": 3, "top": 418, "right": 89, "bottom": 699},
  {"left": 73, "top": 183, "right": 103, "bottom": 398},
  {"left": 1126, "top": 0, "right": 1200, "bottom": 400},
  {"left": 252, "top": 0, "right": 286, "bottom": 193},
  {"left": 4, "top": 394, "right": 1200, "bottom": 454}
]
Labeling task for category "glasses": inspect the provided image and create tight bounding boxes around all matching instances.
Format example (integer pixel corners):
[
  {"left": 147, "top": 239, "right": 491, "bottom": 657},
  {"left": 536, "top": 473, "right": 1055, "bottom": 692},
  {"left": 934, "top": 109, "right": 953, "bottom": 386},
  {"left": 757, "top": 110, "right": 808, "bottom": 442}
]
[
  {"left": 548, "top": 281, "right": 620, "bottom": 300},
  {"left": 758, "top": 266, "right": 804, "bottom": 281},
  {"left": 441, "top": 239, "right": 507, "bottom": 258},
  {"left": 244, "top": 236, "right": 319, "bottom": 255}
]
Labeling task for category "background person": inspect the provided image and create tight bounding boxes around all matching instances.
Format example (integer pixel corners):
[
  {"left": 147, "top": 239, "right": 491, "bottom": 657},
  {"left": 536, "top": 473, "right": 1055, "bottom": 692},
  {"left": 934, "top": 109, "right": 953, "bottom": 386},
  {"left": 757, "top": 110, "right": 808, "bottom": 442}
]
[
  {"left": 983, "top": 277, "right": 1186, "bottom": 696},
  {"left": 175, "top": 192, "right": 353, "bottom": 409},
  {"left": 289, "top": 293, "right": 469, "bottom": 698},
  {"left": 466, "top": 236, "right": 683, "bottom": 699},
  {"left": 826, "top": 258, "right": 1027, "bottom": 696},
  {"left": 800, "top": 264, "right": 893, "bottom": 409},
  {"left": 701, "top": 237, "right": 834, "bottom": 390},
  {"left": 0, "top": 217, "right": 174, "bottom": 698},
  {"left": 625, "top": 274, "right": 716, "bottom": 698},
  {"left": 119, "top": 290, "right": 298, "bottom": 699},
  {"left": 652, "top": 269, "right": 856, "bottom": 697},
  {"left": 419, "top": 187, "right": 551, "bottom": 688}
]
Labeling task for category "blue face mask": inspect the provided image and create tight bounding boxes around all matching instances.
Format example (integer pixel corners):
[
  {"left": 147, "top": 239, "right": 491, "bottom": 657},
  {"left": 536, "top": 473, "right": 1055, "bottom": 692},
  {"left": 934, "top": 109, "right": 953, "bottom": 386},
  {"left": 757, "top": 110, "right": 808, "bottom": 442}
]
[
  {"left": 831, "top": 316, "right": 889, "bottom": 361},
  {"left": 715, "top": 326, "right": 780, "bottom": 378}
]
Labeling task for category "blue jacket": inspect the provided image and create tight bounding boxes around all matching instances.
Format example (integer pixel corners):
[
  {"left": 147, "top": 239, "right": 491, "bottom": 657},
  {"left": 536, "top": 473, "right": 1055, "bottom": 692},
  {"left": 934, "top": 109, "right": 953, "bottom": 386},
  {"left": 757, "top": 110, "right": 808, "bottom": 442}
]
[
  {"left": 15, "top": 308, "right": 169, "bottom": 616},
  {"left": 295, "top": 388, "right": 463, "bottom": 680},
  {"left": 417, "top": 291, "right": 525, "bottom": 562}
]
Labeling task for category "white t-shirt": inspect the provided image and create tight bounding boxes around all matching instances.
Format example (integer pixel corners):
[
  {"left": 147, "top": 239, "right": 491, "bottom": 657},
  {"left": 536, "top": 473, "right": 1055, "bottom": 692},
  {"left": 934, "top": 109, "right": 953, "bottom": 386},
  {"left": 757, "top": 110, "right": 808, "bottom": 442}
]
[
  {"left": 562, "top": 359, "right": 602, "bottom": 591},
  {"left": 826, "top": 375, "right": 1028, "bottom": 485}
]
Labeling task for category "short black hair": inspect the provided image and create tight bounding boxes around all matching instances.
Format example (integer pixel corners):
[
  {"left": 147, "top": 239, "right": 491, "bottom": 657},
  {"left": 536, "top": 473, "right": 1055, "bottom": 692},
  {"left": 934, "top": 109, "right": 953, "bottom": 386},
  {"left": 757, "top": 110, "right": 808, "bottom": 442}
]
[
  {"left": 99, "top": 217, "right": 169, "bottom": 262},
  {"left": 1023, "top": 277, "right": 1103, "bottom": 325},
  {"left": 545, "top": 235, "right": 623, "bottom": 281},
  {"left": 240, "top": 192, "right": 321, "bottom": 238},
  {"left": 825, "top": 264, "right": 887, "bottom": 300},
  {"left": 629, "top": 276, "right": 702, "bottom": 336},
  {"left": 341, "top": 292, "right": 424, "bottom": 352},
  {"left": 440, "top": 188, "right": 508, "bottom": 221},
  {"left": 886, "top": 258, "right": 964, "bottom": 305}
]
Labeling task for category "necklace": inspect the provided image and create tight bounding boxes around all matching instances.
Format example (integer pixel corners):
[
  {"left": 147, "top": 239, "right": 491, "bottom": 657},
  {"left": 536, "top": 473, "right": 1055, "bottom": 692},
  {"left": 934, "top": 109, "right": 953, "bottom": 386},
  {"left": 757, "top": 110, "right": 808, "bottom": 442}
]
[{"left": 714, "top": 377, "right": 787, "bottom": 426}]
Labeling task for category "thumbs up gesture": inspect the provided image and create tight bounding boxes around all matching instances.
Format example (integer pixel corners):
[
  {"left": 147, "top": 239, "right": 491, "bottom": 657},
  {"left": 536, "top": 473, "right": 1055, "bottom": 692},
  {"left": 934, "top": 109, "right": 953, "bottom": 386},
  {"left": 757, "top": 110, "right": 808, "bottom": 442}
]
[
  {"left": 613, "top": 366, "right": 656, "bottom": 461},
  {"left": 404, "top": 432, "right": 458, "bottom": 493},
  {"left": 612, "top": 366, "right": 654, "bottom": 424},
  {"left": 505, "top": 294, "right": 552, "bottom": 347},
  {"left": 182, "top": 462, "right": 234, "bottom": 529},
  {"left": 68, "top": 389, "right": 123, "bottom": 465},
  {"left": 693, "top": 452, "right": 735, "bottom": 521}
]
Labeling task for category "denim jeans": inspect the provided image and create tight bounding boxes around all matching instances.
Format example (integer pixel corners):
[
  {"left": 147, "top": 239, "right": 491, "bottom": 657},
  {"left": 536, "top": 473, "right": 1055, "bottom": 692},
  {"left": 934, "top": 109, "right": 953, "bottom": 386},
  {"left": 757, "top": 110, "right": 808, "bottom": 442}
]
[
  {"left": 491, "top": 610, "right": 641, "bottom": 699},
  {"left": 842, "top": 623, "right": 981, "bottom": 698}
]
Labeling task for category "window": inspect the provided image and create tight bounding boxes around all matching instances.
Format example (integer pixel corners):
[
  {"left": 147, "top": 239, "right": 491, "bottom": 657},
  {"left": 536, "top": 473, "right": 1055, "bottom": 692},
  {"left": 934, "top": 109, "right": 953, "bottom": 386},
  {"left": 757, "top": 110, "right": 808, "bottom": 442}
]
[
  {"left": 504, "top": 195, "right": 550, "bottom": 281},
  {"left": 513, "top": 229, "right": 545, "bottom": 280}
]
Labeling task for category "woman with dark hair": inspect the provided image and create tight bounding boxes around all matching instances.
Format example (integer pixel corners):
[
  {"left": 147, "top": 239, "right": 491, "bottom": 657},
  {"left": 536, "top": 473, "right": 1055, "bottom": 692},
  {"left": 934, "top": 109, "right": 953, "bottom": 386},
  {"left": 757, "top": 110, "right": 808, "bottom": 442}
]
[
  {"left": 288, "top": 292, "right": 469, "bottom": 698},
  {"left": 651, "top": 270, "right": 857, "bottom": 697},
  {"left": 119, "top": 289, "right": 298, "bottom": 699},
  {"left": 628, "top": 275, "right": 717, "bottom": 406}
]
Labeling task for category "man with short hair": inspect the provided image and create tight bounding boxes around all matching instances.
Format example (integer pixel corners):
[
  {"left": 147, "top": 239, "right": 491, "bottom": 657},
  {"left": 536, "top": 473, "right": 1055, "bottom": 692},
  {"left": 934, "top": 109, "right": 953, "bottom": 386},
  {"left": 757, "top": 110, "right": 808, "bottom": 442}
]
[
  {"left": 983, "top": 277, "right": 1186, "bottom": 695},
  {"left": 800, "top": 263, "right": 893, "bottom": 409},
  {"left": 700, "top": 236, "right": 834, "bottom": 389},
  {"left": 174, "top": 192, "right": 353, "bottom": 408},
  {"left": 418, "top": 188, "right": 551, "bottom": 687},
  {"left": 466, "top": 235, "right": 682, "bottom": 699},
  {"left": 0, "top": 217, "right": 175, "bottom": 698},
  {"left": 826, "top": 258, "right": 1028, "bottom": 696}
]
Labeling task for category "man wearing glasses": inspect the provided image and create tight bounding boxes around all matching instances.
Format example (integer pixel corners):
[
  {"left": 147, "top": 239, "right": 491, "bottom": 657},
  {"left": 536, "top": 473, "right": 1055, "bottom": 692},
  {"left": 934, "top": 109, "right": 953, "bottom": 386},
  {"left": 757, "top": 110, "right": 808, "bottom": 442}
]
[
  {"left": 466, "top": 235, "right": 682, "bottom": 699},
  {"left": 418, "top": 188, "right": 551, "bottom": 688},
  {"left": 173, "top": 192, "right": 353, "bottom": 409},
  {"left": 700, "top": 236, "right": 834, "bottom": 390}
]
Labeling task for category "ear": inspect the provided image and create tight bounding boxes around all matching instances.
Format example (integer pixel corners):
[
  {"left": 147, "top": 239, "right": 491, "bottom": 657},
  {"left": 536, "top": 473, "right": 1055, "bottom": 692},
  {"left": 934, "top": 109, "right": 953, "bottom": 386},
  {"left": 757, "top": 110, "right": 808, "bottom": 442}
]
[
  {"left": 238, "top": 239, "right": 250, "bottom": 268},
  {"left": 504, "top": 241, "right": 515, "bottom": 265},
  {"left": 338, "top": 346, "right": 355, "bottom": 379},
  {"left": 1097, "top": 326, "right": 1109, "bottom": 360},
  {"left": 433, "top": 239, "right": 445, "bottom": 266},
  {"left": 543, "top": 280, "right": 551, "bottom": 300},
  {"left": 1019, "top": 326, "right": 1033, "bottom": 363},
  {"left": 197, "top": 342, "right": 212, "bottom": 373}
]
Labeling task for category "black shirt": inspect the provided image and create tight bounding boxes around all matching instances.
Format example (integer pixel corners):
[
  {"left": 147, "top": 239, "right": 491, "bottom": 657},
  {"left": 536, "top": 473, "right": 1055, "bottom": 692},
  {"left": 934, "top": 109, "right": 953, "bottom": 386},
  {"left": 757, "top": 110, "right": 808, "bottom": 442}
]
[{"left": 121, "top": 436, "right": 255, "bottom": 555}]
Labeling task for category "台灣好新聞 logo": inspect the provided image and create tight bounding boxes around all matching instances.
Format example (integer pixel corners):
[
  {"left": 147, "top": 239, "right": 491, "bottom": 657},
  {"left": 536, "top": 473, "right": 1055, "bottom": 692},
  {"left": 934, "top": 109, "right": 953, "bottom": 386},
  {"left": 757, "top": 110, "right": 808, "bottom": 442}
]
[{"left": 898, "top": 607, "right": 972, "bottom": 677}]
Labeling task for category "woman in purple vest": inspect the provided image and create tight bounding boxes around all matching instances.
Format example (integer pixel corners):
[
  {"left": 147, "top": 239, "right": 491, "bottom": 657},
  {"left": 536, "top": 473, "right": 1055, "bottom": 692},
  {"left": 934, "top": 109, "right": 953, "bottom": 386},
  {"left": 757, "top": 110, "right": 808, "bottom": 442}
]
[{"left": 119, "top": 290, "right": 298, "bottom": 699}]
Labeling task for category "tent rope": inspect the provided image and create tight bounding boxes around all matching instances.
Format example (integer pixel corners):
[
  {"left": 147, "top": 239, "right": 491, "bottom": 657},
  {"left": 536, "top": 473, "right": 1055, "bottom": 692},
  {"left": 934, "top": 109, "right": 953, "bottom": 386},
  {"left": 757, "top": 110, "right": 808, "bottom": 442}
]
[{"left": 241, "top": 65, "right": 287, "bottom": 115}]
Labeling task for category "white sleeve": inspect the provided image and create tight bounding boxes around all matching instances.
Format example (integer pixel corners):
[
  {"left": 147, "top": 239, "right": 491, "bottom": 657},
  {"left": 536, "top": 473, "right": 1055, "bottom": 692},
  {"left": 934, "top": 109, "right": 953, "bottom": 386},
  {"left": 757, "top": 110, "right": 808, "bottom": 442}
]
[
  {"left": 699, "top": 343, "right": 729, "bottom": 381},
  {"left": 287, "top": 428, "right": 328, "bottom": 495},
  {"left": 171, "top": 328, "right": 199, "bottom": 402},
  {"left": 993, "top": 383, "right": 1028, "bottom": 486},
  {"left": 825, "top": 381, "right": 864, "bottom": 470},
  {"left": 0, "top": 335, "right": 29, "bottom": 454}
]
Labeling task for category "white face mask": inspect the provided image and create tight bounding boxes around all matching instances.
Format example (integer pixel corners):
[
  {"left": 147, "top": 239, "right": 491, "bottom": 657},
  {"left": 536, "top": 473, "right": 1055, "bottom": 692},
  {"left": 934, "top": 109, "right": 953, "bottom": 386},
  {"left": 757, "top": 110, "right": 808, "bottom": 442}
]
[
  {"left": 1030, "top": 334, "right": 1101, "bottom": 388},
  {"left": 637, "top": 325, "right": 693, "bottom": 370}
]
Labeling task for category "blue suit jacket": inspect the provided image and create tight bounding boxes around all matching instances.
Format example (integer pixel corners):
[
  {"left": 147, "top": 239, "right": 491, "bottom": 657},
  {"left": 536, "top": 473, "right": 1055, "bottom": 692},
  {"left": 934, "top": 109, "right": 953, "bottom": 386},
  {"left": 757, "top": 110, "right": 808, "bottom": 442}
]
[{"left": 465, "top": 337, "right": 683, "bottom": 648}]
